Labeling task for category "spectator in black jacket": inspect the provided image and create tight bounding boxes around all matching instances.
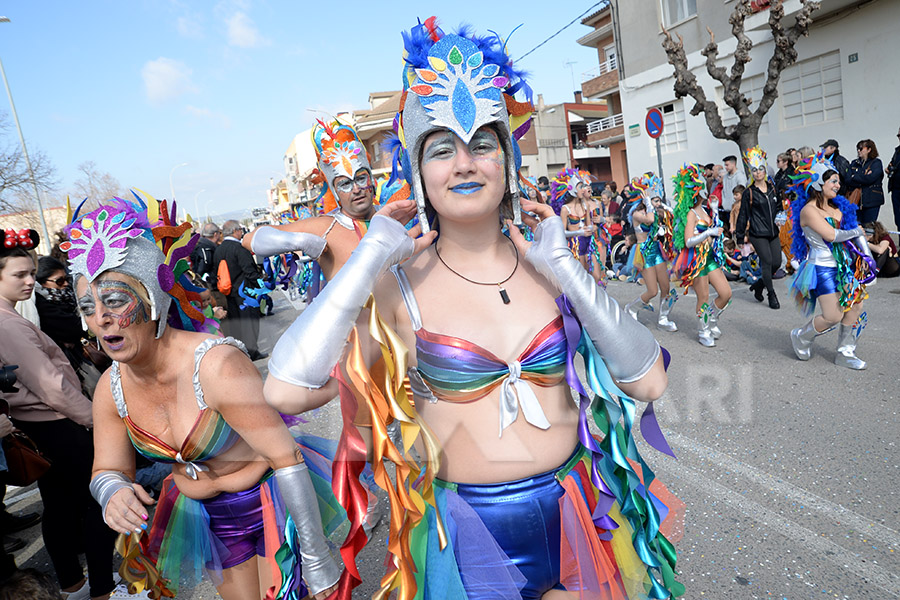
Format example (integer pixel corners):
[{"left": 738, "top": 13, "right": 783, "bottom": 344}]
[
  {"left": 888, "top": 126, "right": 900, "bottom": 233},
  {"left": 211, "top": 220, "right": 266, "bottom": 360},
  {"left": 773, "top": 152, "right": 795, "bottom": 200},
  {"left": 849, "top": 139, "right": 886, "bottom": 223},
  {"left": 189, "top": 221, "right": 221, "bottom": 281},
  {"left": 822, "top": 139, "right": 851, "bottom": 195},
  {"left": 736, "top": 150, "right": 782, "bottom": 309}
]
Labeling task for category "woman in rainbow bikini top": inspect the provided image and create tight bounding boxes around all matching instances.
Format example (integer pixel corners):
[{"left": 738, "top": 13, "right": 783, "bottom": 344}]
[
  {"left": 66, "top": 193, "right": 339, "bottom": 600},
  {"left": 263, "top": 18, "right": 684, "bottom": 600}
]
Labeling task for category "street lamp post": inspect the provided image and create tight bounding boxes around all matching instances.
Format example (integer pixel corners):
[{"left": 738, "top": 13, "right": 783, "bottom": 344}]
[
  {"left": 204, "top": 198, "right": 214, "bottom": 223},
  {"left": 169, "top": 162, "right": 188, "bottom": 205},
  {"left": 0, "top": 16, "right": 51, "bottom": 253}
]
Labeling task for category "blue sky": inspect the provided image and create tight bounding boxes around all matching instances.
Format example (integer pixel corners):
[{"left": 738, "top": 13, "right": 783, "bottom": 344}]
[{"left": 0, "top": 0, "right": 601, "bottom": 218}]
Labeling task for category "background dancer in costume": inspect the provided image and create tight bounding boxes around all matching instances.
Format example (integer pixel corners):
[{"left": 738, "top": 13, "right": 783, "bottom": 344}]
[
  {"left": 242, "top": 120, "right": 386, "bottom": 537},
  {"left": 624, "top": 172, "right": 679, "bottom": 332},
  {"left": 789, "top": 154, "right": 874, "bottom": 370},
  {"left": 264, "top": 18, "right": 683, "bottom": 599},
  {"left": 243, "top": 120, "right": 381, "bottom": 285},
  {"left": 735, "top": 146, "right": 783, "bottom": 309},
  {"left": 551, "top": 169, "right": 605, "bottom": 285},
  {"left": 65, "top": 192, "right": 340, "bottom": 600},
  {"left": 673, "top": 164, "right": 732, "bottom": 347}
]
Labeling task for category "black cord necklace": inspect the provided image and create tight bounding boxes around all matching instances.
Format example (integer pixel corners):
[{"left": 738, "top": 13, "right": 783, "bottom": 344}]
[{"left": 434, "top": 238, "right": 519, "bottom": 304}]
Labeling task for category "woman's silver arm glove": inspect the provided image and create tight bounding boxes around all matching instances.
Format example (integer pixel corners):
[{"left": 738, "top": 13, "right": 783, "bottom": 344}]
[
  {"left": 564, "top": 227, "right": 588, "bottom": 239},
  {"left": 275, "top": 462, "right": 341, "bottom": 595},
  {"left": 831, "top": 226, "right": 864, "bottom": 244},
  {"left": 526, "top": 216, "right": 660, "bottom": 383},
  {"left": 684, "top": 229, "right": 713, "bottom": 248},
  {"left": 267, "top": 215, "right": 414, "bottom": 388},
  {"left": 89, "top": 471, "right": 133, "bottom": 526},
  {"left": 250, "top": 226, "right": 327, "bottom": 259}
]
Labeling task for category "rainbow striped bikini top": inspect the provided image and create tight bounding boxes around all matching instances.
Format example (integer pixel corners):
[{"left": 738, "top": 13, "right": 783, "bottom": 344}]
[
  {"left": 110, "top": 337, "right": 245, "bottom": 479},
  {"left": 391, "top": 266, "right": 568, "bottom": 437}
]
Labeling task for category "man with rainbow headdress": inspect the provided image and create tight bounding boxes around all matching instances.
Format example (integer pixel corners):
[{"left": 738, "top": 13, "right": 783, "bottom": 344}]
[
  {"left": 264, "top": 16, "right": 684, "bottom": 600},
  {"left": 788, "top": 152, "right": 875, "bottom": 369}
]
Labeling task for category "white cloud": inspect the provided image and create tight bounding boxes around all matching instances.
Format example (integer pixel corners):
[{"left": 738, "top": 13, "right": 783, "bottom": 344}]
[
  {"left": 176, "top": 14, "right": 205, "bottom": 39},
  {"left": 226, "top": 12, "right": 268, "bottom": 48},
  {"left": 185, "top": 105, "right": 232, "bottom": 129},
  {"left": 142, "top": 58, "right": 198, "bottom": 105}
]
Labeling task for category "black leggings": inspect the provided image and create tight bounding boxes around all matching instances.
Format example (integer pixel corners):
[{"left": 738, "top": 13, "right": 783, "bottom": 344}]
[
  {"left": 748, "top": 235, "right": 782, "bottom": 295},
  {"left": 11, "top": 419, "right": 116, "bottom": 597}
]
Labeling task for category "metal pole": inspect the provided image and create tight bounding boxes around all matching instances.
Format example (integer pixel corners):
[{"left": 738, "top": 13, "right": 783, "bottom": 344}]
[
  {"left": 655, "top": 137, "right": 666, "bottom": 205},
  {"left": 0, "top": 55, "right": 51, "bottom": 252}
]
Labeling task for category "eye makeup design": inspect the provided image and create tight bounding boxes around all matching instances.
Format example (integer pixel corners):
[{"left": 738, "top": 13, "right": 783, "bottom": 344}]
[
  {"left": 422, "top": 130, "right": 505, "bottom": 165},
  {"left": 96, "top": 280, "right": 149, "bottom": 329}
]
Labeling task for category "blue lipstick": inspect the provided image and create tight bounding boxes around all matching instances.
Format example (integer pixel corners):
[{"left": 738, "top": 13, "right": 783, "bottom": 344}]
[{"left": 451, "top": 182, "right": 483, "bottom": 195}]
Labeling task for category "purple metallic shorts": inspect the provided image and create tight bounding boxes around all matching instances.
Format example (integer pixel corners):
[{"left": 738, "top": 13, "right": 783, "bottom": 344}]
[{"left": 203, "top": 480, "right": 268, "bottom": 568}]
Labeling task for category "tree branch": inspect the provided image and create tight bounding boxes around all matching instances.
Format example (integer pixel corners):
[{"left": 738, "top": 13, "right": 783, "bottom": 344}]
[
  {"left": 661, "top": 26, "right": 733, "bottom": 141},
  {"left": 754, "top": 0, "right": 821, "bottom": 120}
]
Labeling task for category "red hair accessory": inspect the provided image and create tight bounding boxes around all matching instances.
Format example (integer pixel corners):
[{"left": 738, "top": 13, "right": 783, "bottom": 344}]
[{"left": 2, "top": 228, "right": 38, "bottom": 250}]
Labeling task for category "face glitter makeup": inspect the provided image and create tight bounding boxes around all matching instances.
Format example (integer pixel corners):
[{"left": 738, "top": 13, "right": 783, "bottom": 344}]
[{"left": 97, "top": 279, "right": 149, "bottom": 329}]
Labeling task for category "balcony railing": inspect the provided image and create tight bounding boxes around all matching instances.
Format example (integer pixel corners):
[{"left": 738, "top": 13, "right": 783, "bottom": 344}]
[
  {"left": 587, "top": 113, "right": 623, "bottom": 134},
  {"left": 582, "top": 55, "right": 618, "bottom": 82}
]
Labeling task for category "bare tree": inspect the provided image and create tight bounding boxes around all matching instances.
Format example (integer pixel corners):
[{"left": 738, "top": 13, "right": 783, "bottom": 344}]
[
  {"left": 0, "top": 114, "right": 58, "bottom": 214},
  {"left": 72, "top": 161, "right": 125, "bottom": 209},
  {"left": 661, "top": 0, "right": 821, "bottom": 159}
]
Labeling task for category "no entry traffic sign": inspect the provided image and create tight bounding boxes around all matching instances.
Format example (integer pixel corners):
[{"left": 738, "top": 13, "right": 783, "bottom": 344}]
[{"left": 645, "top": 108, "right": 664, "bottom": 139}]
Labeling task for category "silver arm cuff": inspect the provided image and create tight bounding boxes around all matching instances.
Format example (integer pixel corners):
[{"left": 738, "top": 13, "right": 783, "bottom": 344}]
[
  {"left": 89, "top": 471, "right": 133, "bottom": 526},
  {"left": 832, "top": 226, "right": 862, "bottom": 244},
  {"left": 275, "top": 462, "right": 341, "bottom": 595},
  {"left": 526, "top": 216, "right": 660, "bottom": 383},
  {"left": 685, "top": 229, "right": 712, "bottom": 248},
  {"left": 564, "top": 228, "right": 588, "bottom": 239},
  {"left": 267, "top": 215, "right": 415, "bottom": 388},
  {"left": 250, "top": 226, "right": 327, "bottom": 259}
]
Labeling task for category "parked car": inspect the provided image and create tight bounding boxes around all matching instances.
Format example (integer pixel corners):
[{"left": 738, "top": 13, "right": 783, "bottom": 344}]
[{"left": 590, "top": 181, "right": 608, "bottom": 198}]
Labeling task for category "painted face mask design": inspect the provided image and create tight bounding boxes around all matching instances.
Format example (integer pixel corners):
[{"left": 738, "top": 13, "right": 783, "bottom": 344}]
[{"left": 96, "top": 280, "right": 150, "bottom": 329}]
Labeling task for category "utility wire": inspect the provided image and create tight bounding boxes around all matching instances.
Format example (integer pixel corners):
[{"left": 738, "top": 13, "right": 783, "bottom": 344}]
[{"left": 516, "top": 0, "right": 610, "bottom": 62}]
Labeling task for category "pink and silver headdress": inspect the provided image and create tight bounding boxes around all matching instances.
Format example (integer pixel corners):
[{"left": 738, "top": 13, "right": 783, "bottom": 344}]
[
  {"left": 62, "top": 190, "right": 208, "bottom": 338},
  {"left": 387, "top": 17, "right": 534, "bottom": 232}
]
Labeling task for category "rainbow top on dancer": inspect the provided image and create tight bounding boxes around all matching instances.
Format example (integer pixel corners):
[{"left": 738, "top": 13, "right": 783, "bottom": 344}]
[
  {"left": 387, "top": 17, "right": 534, "bottom": 232},
  {"left": 61, "top": 190, "right": 208, "bottom": 338}
]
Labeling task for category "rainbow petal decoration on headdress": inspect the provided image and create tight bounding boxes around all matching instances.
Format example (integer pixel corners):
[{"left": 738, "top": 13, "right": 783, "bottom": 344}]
[
  {"left": 672, "top": 164, "right": 708, "bottom": 251},
  {"left": 790, "top": 150, "right": 834, "bottom": 193},
  {"left": 632, "top": 171, "right": 664, "bottom": 200},
  {"left": 549, "top": 168, "right": 591, "bottom": 215},
  {"left": 743, "top": 145, "right": 767, "bottom": 171},
  {"left": 311, "top": 120, "right": 371, "bottom": 214},
  {"left": 389, "top": 17, "right": 534, "bottom": 232},
  {"left": 62, "top": 189, "right": 213, "bottom": 338}
]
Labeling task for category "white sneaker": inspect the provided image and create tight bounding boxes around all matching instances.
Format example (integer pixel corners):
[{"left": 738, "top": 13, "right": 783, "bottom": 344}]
[
  {"left": 60, "top": 580, "right": 90, "bottom": 600},
  {"left": 109, "top": 583, "right": 151, "bottom": 599}
]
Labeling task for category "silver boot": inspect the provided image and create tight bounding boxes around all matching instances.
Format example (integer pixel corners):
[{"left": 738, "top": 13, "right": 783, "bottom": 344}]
[
  {"left": 790, "top": 318, "right": 833, "bottom": 361},
  {"left": 697, "top": 303, "right": 715, "bottom": 347},
  {"left": 657, "top": 289, "right": 678, "bottom": 332},
  {"left": 624, "top": 297, "right": 653, "bottom": 321},
  {"left": 708, "top": 298, "right": 731, "bottom": 339},
  {"left": 834, "top": 314, "right": 867, "bottom": 370}
]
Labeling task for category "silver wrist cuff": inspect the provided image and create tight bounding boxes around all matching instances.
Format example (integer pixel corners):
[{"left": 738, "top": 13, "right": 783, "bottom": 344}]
[
  {"left": 527, "top": 216, "right": 660, "bottom": 383},
  {"left": 685, "top": 230, "right": 711, "bottom": 248},
  {"left": 275, "top": 462, "right": 341, "bottom": 595},
  {"left": 89, "top": 471, "right": 133, "bottom": 526},
  {"left": 250, "top": 226, "right": 327, "bottom": 259},
  {"left": 831, "top": 227, "right": 860, "bottom": 244},
  {"left": 267, "top": 214, "right": 414, "bottom": 388}
]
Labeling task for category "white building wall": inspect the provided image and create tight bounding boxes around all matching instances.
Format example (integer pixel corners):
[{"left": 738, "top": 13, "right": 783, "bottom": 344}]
[{"left": 619, "top": 0, "right": 898, "bottom": 225}]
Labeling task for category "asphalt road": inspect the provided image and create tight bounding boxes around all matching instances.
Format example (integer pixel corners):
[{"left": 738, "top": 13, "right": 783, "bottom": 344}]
[{"left": 6, "top": 273, "right": 899, "bottom": 599}]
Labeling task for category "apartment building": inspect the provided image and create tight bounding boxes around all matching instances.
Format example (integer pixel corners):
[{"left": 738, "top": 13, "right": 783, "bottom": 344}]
[{"left": 603, "top": 0, "right": 897, "bottom": 219}]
